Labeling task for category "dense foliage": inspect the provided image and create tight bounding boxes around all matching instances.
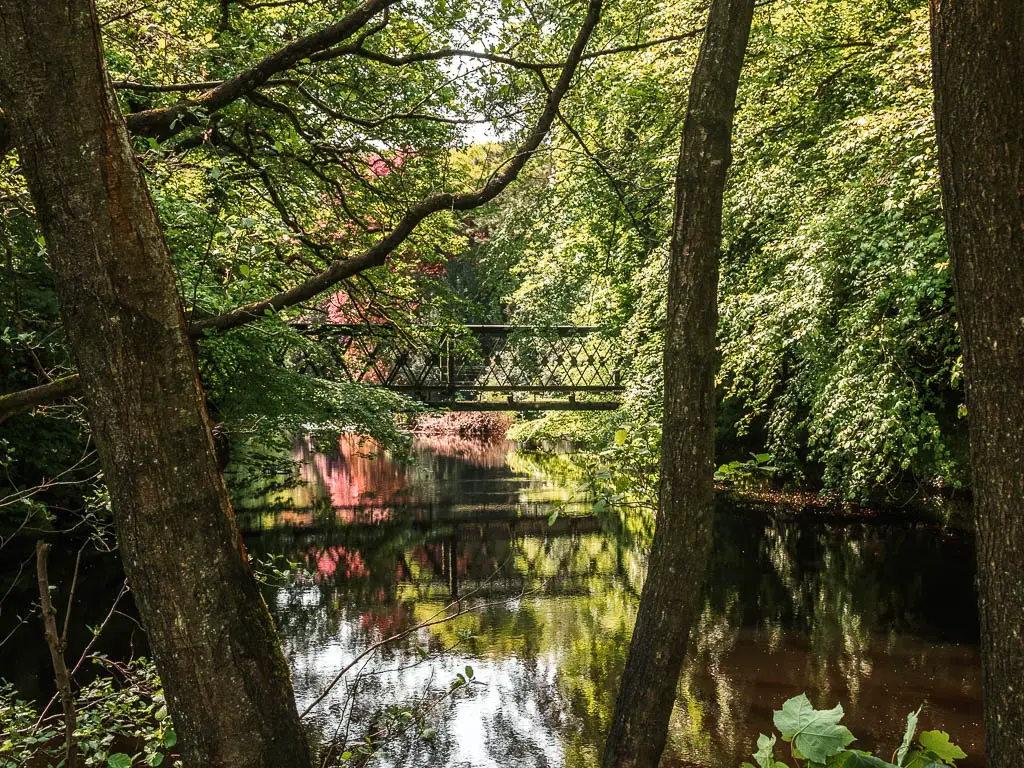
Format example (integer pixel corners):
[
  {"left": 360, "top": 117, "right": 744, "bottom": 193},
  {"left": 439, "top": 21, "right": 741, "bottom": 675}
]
[
  {"left": 1, "top": 0, "right": 967, "bottom": 506},
  {"left": 478, "top": 0, "right": 964, "bottom": 498},
  {"left": 0, "top": 661, "right": 176, "bottom": 768}
]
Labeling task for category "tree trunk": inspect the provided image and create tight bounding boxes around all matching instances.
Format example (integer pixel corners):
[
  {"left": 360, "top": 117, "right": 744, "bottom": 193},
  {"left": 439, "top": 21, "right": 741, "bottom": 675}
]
[
  {"left": 0, "top": 3, "right": 312, "bottom": 767},
  {"left": 601, "top": 0, "right": 755, "bottom": 765},
  {"left": 928, "top": 1, "right": 1024, "bottom": 763}
]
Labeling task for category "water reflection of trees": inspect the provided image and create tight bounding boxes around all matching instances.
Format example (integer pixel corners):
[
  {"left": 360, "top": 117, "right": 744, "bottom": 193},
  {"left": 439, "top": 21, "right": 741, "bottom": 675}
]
[
  {"left": 666, "top": 511, "right": 982, "bottom": 766},
  {"left": 248, "top": 441, "right": 983, "bottom": 767},
  {"left": 251, "top": 435, "right": 591, "bottom": 528}
]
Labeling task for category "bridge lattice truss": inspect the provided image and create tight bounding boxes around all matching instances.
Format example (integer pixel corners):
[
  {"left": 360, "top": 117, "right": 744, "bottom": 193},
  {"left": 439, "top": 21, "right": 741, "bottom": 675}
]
[{"left": 299, "top": 325, "right": 624, "bottom": 410}]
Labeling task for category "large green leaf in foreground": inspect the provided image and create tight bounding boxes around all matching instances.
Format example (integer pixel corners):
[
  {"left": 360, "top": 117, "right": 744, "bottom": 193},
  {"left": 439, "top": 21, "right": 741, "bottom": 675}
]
[{"left": 773, "top": 694, "right": 855, "bottom": 763}]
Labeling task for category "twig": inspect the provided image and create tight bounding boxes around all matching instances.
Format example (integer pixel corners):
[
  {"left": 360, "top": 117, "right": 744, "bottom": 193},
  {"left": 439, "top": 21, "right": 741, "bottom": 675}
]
[
  {"left": 32, "top": 579, "right": 130, "bottom": 730},
  {"left": 61, "top": 543, "right": 86, "bottom": 645},
  {"left": 299, "top": 589, "right": 532, "bottom": 720},
  {"left": 0, "top": 551, "right": 33, "bottom": 649}
]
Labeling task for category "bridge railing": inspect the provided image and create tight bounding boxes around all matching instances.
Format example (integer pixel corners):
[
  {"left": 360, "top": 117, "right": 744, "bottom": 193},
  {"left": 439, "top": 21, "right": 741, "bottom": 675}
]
[{"left": 293, "top": 324, "right": 624, "bottom": 410}]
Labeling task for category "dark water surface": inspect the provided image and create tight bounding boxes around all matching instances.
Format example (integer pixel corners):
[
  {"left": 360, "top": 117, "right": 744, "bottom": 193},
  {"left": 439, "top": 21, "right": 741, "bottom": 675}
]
[
  {"left": 243, "top": 435, "right": 984, "bottom": 767},
  {"left": 0, "top": 433, "right": 984, "bottom": 767}
]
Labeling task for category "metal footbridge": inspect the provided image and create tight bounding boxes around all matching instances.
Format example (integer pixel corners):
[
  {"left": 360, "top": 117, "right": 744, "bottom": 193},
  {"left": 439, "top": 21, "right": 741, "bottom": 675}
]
[{"left": 298, "top": 324, "right": 623, "bottom": 411}]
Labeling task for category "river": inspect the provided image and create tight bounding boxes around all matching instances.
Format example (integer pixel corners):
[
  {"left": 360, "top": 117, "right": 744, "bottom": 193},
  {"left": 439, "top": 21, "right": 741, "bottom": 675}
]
[
  {"left": 0, "top": 432, "right": 984, "bottom": 767},
  {"left": 244, "top": 433, "right": 984, "bottom": 767}
]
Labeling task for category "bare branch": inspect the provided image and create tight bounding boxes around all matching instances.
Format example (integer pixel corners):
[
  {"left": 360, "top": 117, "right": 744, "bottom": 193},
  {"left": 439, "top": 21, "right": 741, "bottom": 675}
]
[
  {"left": 36, "top": 542, "right": 81, "bottom": 768},
  {"left": 32, "top": 579, "right": 130, "bottom": 731}
]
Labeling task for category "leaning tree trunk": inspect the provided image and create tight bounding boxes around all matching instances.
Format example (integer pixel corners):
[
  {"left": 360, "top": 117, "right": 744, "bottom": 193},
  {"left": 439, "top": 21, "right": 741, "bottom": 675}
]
[
  {"left": 0, "top": 3, "right": 312, "bottom": 767},
  {"left": 601, "top": 0, "right": 755, "bottom": 765},
  {"left": 928, "top": 1, "right": 1024, "bottom": 763}
]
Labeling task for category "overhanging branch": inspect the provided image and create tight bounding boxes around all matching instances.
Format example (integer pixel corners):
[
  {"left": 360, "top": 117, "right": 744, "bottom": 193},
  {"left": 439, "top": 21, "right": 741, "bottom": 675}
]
[
  {"left": 0, "top": 0, "right": 608, "bottom": 413},
  {"left": 124, "top": 0, "right": 400, "bottom": 141},
  {"left": 2, "top": 22, "right": 704, "bottom": 157},
  {"left": 314, "top": 28, "right": 704, "bottom": 71}
]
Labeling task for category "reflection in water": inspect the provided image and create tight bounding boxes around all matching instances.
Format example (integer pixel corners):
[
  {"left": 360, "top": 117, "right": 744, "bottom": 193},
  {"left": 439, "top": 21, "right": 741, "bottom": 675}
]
[{"left": 245, "top": 435, "right": 983, "bottom": 767}]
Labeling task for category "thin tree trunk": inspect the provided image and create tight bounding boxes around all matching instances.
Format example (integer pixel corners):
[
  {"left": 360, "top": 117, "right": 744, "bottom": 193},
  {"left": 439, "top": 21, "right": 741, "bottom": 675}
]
[
  {"left": 36, "top": 542, "right": 80, "bottom": 768},
  {"left": 0, "top": 3, "right": 312, "bottom": 766},
  {"left": 601, "top": 0, "right": 755, "bottom": 765},
  {"left": 928, "top": 1, "right": 1024, "bottom": 763}
]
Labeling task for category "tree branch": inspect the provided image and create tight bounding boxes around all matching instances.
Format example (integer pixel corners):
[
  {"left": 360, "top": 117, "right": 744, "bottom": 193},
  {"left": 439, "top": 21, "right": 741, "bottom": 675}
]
[
  {"left": 191, "top": 0, "right": 604, "bottom": 335},
  {"left": 123, "top": 0, "right": 400, "bottom": 141},
  {"left": 112, "top": 78, "right": 299, "bottom": 93},
  {"left": 2, "top": 21, "right": 703, "bottom": 157},
  {"left": 0, "top": 10, "right": 708, "bottom": 164},
  {"left": 317, "top": 28, "right": 704, "bottom": 72},
  {"left": 0, "top": 375, "right": 81, "bottom": 423}
]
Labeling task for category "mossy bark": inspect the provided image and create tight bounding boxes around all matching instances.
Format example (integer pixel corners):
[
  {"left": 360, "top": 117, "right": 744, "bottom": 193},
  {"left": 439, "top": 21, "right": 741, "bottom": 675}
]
[{"left": 0, "top": 2, "right": 312, "bottom": 766}]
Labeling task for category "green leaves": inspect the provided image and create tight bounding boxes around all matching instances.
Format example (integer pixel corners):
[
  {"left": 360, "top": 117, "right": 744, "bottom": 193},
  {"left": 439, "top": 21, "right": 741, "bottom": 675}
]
[
  {"left": 754, "top": 733, "right": 777, "bottom": 768},
  {"left": 915, "top": 731, "right": 967, "bottom": 765},
  {"left": 744, "top": 695, "right": 967, "bottom": 768},
  {"left": 895, "top": 710, "right": 967, "bottom": 768},
  {"left": 108, "top": 755, "right": 132, "bottom": 768},
  {"left": 742, "top": 733, "right": 788, "bottom": 768},
  {"left": 773, "top": 694, "right": 855, "bottom": 763},
  {"left": 896, "top": 707, "right": 921, "bottom": 766}
]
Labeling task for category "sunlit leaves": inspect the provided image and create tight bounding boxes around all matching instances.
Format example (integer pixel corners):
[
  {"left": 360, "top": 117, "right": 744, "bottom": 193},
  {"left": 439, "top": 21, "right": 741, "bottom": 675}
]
[
  {"left": 717, "top": 3, "right": 961, "bottom": 495},
  {"left": 773, "top": 694, "right": 855, "bottom": 763},
  {"left": 916, "top": 731, "right": 967, "bottom": 763}
]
